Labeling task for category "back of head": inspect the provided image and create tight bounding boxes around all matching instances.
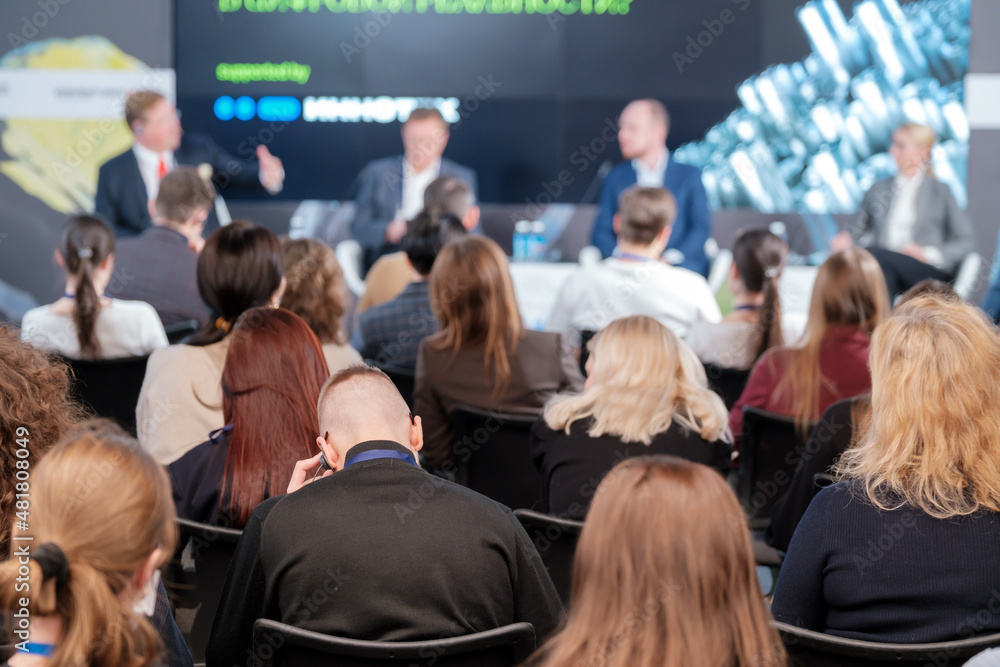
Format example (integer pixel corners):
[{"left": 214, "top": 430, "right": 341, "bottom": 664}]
[
  {"left": 59, "top": 215, "right": 115, "bottom": 359},
  {"left": 732, "top": 228, "right": 789, "bottom": 359},
  {"left": 531, "top": 456, "right": 783, "bottom": 667},
  {"left": 155, "top": 166, "right": 216, "bottom": 224},
  {"left": 897, "top": 278, "right": 957, "bottom": 307},
  {"left": 222, "top": 307, "right": 329, "bottom": 527},
  {"left": 0, "top": 421, "right": 176, "bottom": 667},
  {"left": 423, "top": 175, "right": 475, "bottom": 221},
  {"left": 401, "top": 210, "right": 467, "bottom": 276},
  {"left": 190, "top": 220, "right": 284, "bottom": 346},
  {"left": 317, "top": 364, "right": 413, "bottom": 449},
  {"left": 838, "top": 295, "right": 1000, "bottom": 518},
  {"left": 617, "top": 187, "right": 676, "bottom": 246},
  {"left": 280, "top": 237, "right": 348, "bottom": 345}
]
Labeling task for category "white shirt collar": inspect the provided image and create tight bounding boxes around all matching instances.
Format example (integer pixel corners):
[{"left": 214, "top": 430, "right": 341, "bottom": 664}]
[
  {"left": 632, "top": 147, "right": 670, "bottom": 188},
  {"left": 132, "top": 141, "right": 172, "bottom": 168},
  {"left": 403, "top": 157, "right": 441, "bottom": 177}
]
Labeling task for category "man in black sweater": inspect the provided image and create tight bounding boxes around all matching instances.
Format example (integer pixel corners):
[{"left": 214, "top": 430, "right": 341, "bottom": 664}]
[{"left": 205, "top": 365, "right": 563, "bottom": 666}]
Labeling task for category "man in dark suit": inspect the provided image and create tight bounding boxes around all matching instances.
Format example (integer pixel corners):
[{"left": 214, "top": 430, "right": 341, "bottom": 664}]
[
  {"left": 206, "top": 365, "right": 562, "bottom": 666},
  {"left": 351, "top": 108, "right": 477, "bottom": 272},
  {"left": 95, "top": 90, "right": 285, "bottom": 238},
  {"left": 590, "top": 99, "right": 712, "bottom": 276}
]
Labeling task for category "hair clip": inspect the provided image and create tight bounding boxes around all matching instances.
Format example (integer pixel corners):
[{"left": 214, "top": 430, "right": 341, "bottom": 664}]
[
  {"left": 77, "top": 247, "right": 93, "bottom": 260},
  {"left": 764, "top": 266, "right": 780, "bottom": 279},
  {"left": 215, "top": 317, "right": 233, "bottom": 333}
]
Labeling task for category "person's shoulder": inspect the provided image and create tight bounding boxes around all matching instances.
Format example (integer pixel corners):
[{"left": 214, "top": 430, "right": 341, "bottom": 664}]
[
  {"left": 606, "top": 160, "right": 635, "bottom": 181},
  {"left": 107, "top": 298, "right": 161, "bottom": 320},
  {"left": 662, "top": 263, "right": 712, "bottom": 286},
  {"left": 99, "top": 146, "right": 136, "bottom": 172},
  {"left": 361, "top": 156, "right": 402, "bottom": 175},
  {"left": 20, "top": 304, "right": 51, "bottom": 324},
  {"left": 667, "top": 157, "right": 703, "bottom": 178},
  {"left": 520, "top": 328, "right": 561, "bottom": 351},
  {"left": 441, "top": 157, "right": 476, "bottom": 179}
]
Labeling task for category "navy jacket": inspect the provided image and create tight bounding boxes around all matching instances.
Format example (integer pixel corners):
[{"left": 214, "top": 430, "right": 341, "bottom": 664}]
[{"left": 591, "top": 157, "right": 712, "bottom": 276}]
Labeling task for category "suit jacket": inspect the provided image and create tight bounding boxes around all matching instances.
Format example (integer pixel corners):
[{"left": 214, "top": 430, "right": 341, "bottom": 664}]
[
  {"left": 95, "top": 134, "right": 264, "bottom": 238},
  {"left": 350, "top": 156, "right": 478, "bottom": 267},
  {"left": 591, "top": 157, "right": 712, "bottom": 276},
  {"left": 855, "top": 176, "right": 975, "bottom": 272}
]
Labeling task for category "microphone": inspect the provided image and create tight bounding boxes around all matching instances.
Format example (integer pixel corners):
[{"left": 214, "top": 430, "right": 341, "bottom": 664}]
[{"left": 580, "top": 160, "right": 614, "bottom": 205}]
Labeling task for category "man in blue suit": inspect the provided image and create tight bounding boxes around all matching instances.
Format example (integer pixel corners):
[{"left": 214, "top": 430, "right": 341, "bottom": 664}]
[{"left": 591, "top": 100, "right": 712, "bottom": 276}]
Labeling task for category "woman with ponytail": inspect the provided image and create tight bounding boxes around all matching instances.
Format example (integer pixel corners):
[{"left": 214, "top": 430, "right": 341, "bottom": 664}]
[
  {"left": 0, "top": 422, "right": 177, "bottom": 667},
  {"left": 688, "top": 228, "right": 789, "bottom": 370},
  {"left": 20, "top": 216, "right": 167, "bottom": 359}
]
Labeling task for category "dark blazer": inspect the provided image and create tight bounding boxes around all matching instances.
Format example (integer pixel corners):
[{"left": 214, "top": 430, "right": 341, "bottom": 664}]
[
  {"left": 530, "top": 417, "right": 731, "bottom": 520},
  {"left": 414, "top": 330, "right": 585, "bottom": 468},
  {"left": 351, "top": 280, "right": 438, "bottom": 369},
  {"left": 855, "top": 175, "right": 975, "bottom": 272},
  {"left": 168, "top": 426, "right": 232, "bottom": 527},
  {"left": 95, "top": 134, "right": 265, "bottom": 238},
  {"left": 350, "top": 156, "right": 478, "bottom": 268},
  {"left": 205, "top": 440, "right": 563, "bottom": 667},
  {"left": 591, "top": 157, "right": 712, "bottom": 276}
]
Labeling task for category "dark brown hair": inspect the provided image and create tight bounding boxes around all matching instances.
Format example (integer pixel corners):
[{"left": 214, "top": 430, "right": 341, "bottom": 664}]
[
  {"left": 732, "top": 228, "right": 788, "bottom": 361},
  {"left": 280, "top": 237, "right": 349, "bottom": 345},
  {"left": 617, "top": 186, "right": 676, "bottom": 246},
  {"left": 155, "top": 166, "right": 216, "bottom": 223},
  {"left": 401, "top": 210, "right": 467, "bottom": 276},
  {"left": 124, "top": 90, "right": 166, "bottom": 131},
  {"left": 59, "top": 216, "right": 115, "bottom": 359}
]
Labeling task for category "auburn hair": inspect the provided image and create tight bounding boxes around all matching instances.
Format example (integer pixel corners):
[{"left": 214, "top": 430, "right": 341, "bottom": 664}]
[{"left": 280, "top": 237, "right": 349, "bottom": 345}]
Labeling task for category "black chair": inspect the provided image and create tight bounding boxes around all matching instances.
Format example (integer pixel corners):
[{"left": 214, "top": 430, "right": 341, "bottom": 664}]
[
  {"left": 775, "top": 621, "right": 1000, "bottom": 667},
  {"left": 513, "top": 509, "right": 583, "bottom": 606},
  {"left": 164, "top": 518, "right": 243, "bottom": 664},
  {"left": 703, "top": 362, "right": 751, "bottom": 411},
  {"left": 450, "top": 405, "right": 540, "bottom": 510},
  {"left": 812, "top": 472, "right": 837, "bottom": 496},
  {"left": 163, "top": 319, "right": 200, "bottom": 344},
  {"left": 739, "top": 407, "right": 816, "bottom": 529},
  {"left": 370, "top": 361, "right": 416, "bottom": 409},
  {"left": 578, "top": 329, "right": 597, "bottom": 377},
  {"left": 253, "top": 619, "right": 536, "bottom": 667},
  {"left": 64, "top": 355, "right": 149, "bottom": 435}
]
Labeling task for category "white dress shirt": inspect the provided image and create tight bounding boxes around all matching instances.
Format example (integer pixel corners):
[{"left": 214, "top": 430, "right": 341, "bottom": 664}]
[
  {"left": 399, "top": 158, "right": 441, "bottom": 221},
  {"left": 133, "top": 142, "right": 174, "bottom": 200},
  {"left": 632, "top": 148, "right": 669, "bottom": 188}
]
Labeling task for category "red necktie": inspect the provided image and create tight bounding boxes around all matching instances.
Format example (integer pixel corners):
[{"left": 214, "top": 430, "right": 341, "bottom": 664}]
[{"left": 157, "top": 156, "right": 168, "bottom": 180}]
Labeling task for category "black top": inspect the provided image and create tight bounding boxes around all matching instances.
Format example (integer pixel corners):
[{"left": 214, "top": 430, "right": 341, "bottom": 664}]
[
  {"left": 168, "top": 426, "right": 232, "bottom": 526},
  {"left": 205, "top": 441, "right": 563, "bottom": 667},
  {"left": 530, "top": 416, "right": 732, "bottom": 520},
  {"left": 771, "top": 480, "right": 1000, "bottom": 643}
]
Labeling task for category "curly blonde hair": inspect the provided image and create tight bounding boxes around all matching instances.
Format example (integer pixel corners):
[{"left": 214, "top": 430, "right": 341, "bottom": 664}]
[{"left": 279, "top": 237, "right": 349, "bottom": 345}]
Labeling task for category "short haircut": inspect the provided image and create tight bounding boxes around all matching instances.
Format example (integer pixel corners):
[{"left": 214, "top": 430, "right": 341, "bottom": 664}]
[
  {"left": 617, "top": 186, "right": 677, "bottom": 245},
  {"left": 155, "top": 166, "right": 216, "bottom": 223},
  {"left": 125, "top": 90, "right": 166, "bottom": 130},
  {"left": 406, "top": 107, "right": 447, "bottom": 126},
  {"left": 402, "top": 210, "right": 467, "bottom": 276},
  {"left": 316, "top": 364, "right": 410, "bottom": 433},
  {"left": 424, "top": 175, "right": 475, "bottom": 219}
]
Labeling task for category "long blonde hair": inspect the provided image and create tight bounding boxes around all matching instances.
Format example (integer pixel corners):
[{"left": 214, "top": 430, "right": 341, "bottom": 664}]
[
  {"left": 428, "top": 236, "right": 523, "bottom": 395},
  {"left": 544, "top": 316, "right": 730, "bottom": 444},
  {"left": 0, "top": 422, "right": 177, "bottom": 667},
  {"left": 836, "top": 296, "right": 1000, "bottom": 518},
  {"left": 527, "top": 456, "right": 785, "bottom": 667},
  {"left": 774, "top": 247, "right": 889, "bottom": 431}
]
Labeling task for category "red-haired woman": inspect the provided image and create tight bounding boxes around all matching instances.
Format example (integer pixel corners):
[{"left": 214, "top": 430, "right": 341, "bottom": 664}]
[{"left": 169, "top": 307, "right": 330, "bottom": 528}]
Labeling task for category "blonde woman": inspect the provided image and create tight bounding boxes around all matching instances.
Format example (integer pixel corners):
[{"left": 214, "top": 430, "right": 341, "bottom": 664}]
[
  {"left": 771, "top": 295, "right": 1000, "bottom": 642},
  {"left": 531, "top": 315, "right": 731, "bottom": 519},
  {"left": 525, "top": 456, "right": 786, "bottom": 667},
  {"left": 414, "top": 236, "right": 583, "bottom": 468}
]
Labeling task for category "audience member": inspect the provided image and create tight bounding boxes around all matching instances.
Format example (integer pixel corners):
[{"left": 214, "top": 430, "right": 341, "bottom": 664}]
[
  {"left": 415, "top": 236, "right": 583, "bottom": 468},
  {"left": 590, "top": 99, "right": 712, "bottom": 275},
  {"left": 351, "top": 210, "right": 466, "bottom": 368},
  {"left": 688, "top": 228, "right": 788, "bottom": 370},
  {"left": 351, "top": 108, "right": 478, "bottom": 271},
  {"left": 114, "top": 166, "right": 215, "bottom": 327},
  {"left": 136, "top": 221, "right": 285, "bottom": 464},
  {"left": 729, "top": 248, "right": 889, "bottom": 449},
  {"left": 548, "top": 186, "right": 720, "bottom": 353},
  {"left": 21, "top": 215, "right": 167, "bottom": 359},
  {"left": 206, "top": 366, "right": 562, "bottom": 665},
  {"left": 531, "top": 316, "right": 731, "bottom": 519},
  {"left": 169, "top": 308, "right": 329, "bottom": 528},
  {"left": 772, "top": 296, "right": 1000, "bottom": 642},
  {"left": 357, "top": 174, "right": 480, "bottom": 313},
  {"left": 526, "top": 456, "right": 786, "bottom": 667},
  {"left": 279, "top": 237, "right": 362, "bottom": 373}
]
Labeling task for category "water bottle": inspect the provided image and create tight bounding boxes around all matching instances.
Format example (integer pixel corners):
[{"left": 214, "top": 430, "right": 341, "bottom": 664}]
[
  {"left": 513, "top": 220, "right": 531, "bottom": 262},
  {"left": 529, "top": 220, "right": 547, "bottom": 261}
]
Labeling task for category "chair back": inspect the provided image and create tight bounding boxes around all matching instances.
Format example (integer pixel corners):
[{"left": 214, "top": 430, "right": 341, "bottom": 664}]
[
  {"left": 371, "top": 362, "right": 416, "bottom": 409},
  {"left": 163, "top": 319, "right": 200, "bottom": 344},
  {"left": 578, "top": 329, "right": 597, "bottom": 377},
  {"left": 513, "top": 509, "right": 583, "bottom": 606},
  {"left": 64, "top": 355, "right": 149, "bottom": 435},
  {"left": 253, "top": 619, "right": 536, "bottom": 667},
  {"left": 450, "top": 406, "right": 540, "bottom": 510},
  {"left": 739, "top": 406, "right": 815, "bottom": 528},
  {"left": 704, "top": 362, "right": 751, "bottom": 410}
]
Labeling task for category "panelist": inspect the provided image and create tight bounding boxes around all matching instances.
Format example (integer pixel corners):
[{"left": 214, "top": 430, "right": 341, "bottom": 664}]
[
  {"left": 350, "top": 107, "right": 477, "bottom": 272},
  {"left": 591, "top": 99, "right": 712, "bottom": 276},
  {"left": 95, "top": 90, "right": 285, "bottom": 238}
]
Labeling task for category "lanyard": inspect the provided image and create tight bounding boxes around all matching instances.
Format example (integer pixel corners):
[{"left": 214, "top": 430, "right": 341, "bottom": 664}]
[
  {"left": 343, "top": 449, "right": 417, "bottom": 468},
  {"left": 613, "top": 252, "right": 652, "bottom": 263}
]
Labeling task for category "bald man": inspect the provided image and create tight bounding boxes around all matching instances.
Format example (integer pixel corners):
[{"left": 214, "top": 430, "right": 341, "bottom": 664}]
[
  {"left": 590, "top": 99, "right": 713, "bottom": 277},
  {"left": 206, "top": 365, "right": 562, "bottom": 665}
]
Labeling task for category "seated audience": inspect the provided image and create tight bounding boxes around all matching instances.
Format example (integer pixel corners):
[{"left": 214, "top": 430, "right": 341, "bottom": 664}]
[
  {"left": 0, "top": 422, "right": 178, "bottom": 667},
  {"left": 114, "top": 166, "right": 214, "bottom": 327},
  {"left": 414, "top": 236, "right": 583, "bottom": 468},
  {"left": 279, "top": 237, "right": 362, "bottom": 373},
  {"left": 688, "top": 228, "right": 788, "bottom": 370},
  {"left": 547, "top": 186, "right": 720, "bottom": 353},
  {"left": 729, "top": 248, "right": 889, "bottom": 449},
  {"left": 351, "top": 210, "right": 466, "bottom": 368},
  {"left": 772, "top": 295, "right": 1000, "bottom": 642},
  {"left": 206, "top": 366, "right": 562, "bottom": 665},
  {"left": 136, "top": 220, "right": 285, "bottom": 464},
  {"left": 525, "top": 456, "right": 786, "bottom": 667},
  {"left": 169, "top": 308, "right": 330, "bottom": 528},
  {"left": 357, "top": 174, "right": 480, "bottom": 313},
  {"left": 21, "top": 215, "right": 167, "bottom": 359},
  {"left": 531, "top": 315, "right": 731, "bottom": 520}
]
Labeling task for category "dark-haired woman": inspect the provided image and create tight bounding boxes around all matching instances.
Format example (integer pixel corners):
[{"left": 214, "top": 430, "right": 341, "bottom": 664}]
[{"left": 21, "top": 215, "right": 167, "bottom": 359}]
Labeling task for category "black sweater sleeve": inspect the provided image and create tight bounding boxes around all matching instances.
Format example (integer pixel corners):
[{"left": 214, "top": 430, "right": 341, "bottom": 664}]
[{"left": 506, "top": 510, "right": 565, "bottom": 642}]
